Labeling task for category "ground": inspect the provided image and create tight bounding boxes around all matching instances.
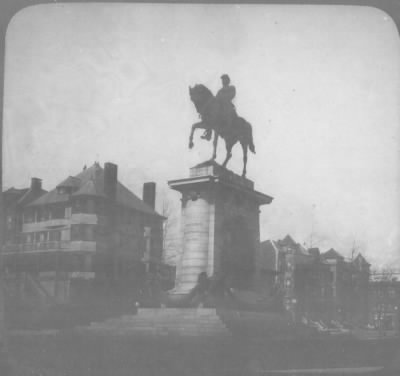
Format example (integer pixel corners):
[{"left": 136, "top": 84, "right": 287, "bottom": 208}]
[
  {"left": 2, "top": 330, "right": 400, "bottom": 376},
  {"left": 6, "top": 333, "right": 243, "bottom": 376}
]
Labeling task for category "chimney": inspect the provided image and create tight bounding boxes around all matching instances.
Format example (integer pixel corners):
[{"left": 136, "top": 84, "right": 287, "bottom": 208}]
[
  {"left": 31, "top": 177, "right": 42, "bottom": 192},
  {"left": 143, "top": 182, "right": 156, "bottom": 209},
  {"left": 104, "top": 162, "right": 118, "bottom": 200}
]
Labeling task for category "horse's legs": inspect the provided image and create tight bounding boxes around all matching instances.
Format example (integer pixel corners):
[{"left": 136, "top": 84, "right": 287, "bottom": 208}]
[
  {"left": 189, "top": 122, "right": 205, "bottom": 149},
  {"left": 222, "top": 142, "right": 233, "bottom": 168},
  {"left": 211, "top": 131, "right": 218, "bottom": 160},
  {"left": 241, "top": 142, "right": 248, "bottom": 177}
]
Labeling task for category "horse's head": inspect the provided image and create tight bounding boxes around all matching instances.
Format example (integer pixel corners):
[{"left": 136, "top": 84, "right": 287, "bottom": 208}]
[{"left": 189, "top": 84, "right": 214, "bottom": 113}]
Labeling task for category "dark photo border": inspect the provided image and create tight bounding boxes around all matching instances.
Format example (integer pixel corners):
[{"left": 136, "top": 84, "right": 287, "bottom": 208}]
[{"left": 0, "top": 0, "right": 399, "bottom": 373}]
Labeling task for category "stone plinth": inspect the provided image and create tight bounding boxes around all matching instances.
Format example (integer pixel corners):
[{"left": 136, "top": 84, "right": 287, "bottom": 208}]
[
  {"left": 83, "top": 308, "right": 230, "bottom": 337},
  {"left": 168, "top": 161, "right": 273, "bottom": 299}
]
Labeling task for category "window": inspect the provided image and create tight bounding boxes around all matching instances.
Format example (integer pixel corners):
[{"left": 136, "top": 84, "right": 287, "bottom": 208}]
[
  {"left": 97, "top": 201, "right": 105, "bottom": 215},
  {"left": 42, "top": 208, "right": 50, "bottom": 221},
  {"left": 49, "top": 230, "right": 61, "bottom": 242},
  {"left": 65, "top": 207, "right": 71, "bottom": 218},
  {"left": 51, "top": 206, "right": 65, "bottom": 219},
  {"left": 24, "top": 209, "right": 34, "bottom": 223},
  {"left": 57, "top": 187, "right": 68, "bottom": 195},
  {"left": 7, "top": 216, "right": 12, "bottom": 229},
  {"left": 84, "top": 225, "right": 94, "bottom": 241},
  {"left": 72, "top": 198, "right": 96, "bottom": 214},
  {"left": 36, "top": 208, "right": 49, "bottom": 221},
  {"left": 71, "top": 224, "right": 95, "bottom": 241},
  {"left": 39, "top": 232, "right": 47, "bottom": 242},
  {"left": 87, "top": 199, "right": 95, "bottom": 214},
  {"left": 143, "top": 226, "right": 151, "bottom": 261},
  {"left": 72, "top": 199, "right": 82, "bottom": 214},
  {"left": 71, "top": 225, "right": 80, "bottom": 241}
]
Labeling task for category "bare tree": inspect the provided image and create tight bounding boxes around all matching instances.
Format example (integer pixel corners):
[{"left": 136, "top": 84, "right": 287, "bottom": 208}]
[{"left": 303, "top": 231, "right": 328, "bottom": 250}]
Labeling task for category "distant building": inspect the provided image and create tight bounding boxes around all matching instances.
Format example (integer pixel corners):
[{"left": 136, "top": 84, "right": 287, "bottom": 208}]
[
  {"left": 369, "top": 273, "right": 400, "bottom": 331},
  {"left": 321, "top": 250, "right": 370, "bottom": 324},
  {"left": 258, "top": 235, "right": 329, "bottom": 319},
  {"left": 2, "top": 162, "right": 164, "bottom": 303},
  {"left": 259, "top": 235, "right": 370, "bottom": 324}
]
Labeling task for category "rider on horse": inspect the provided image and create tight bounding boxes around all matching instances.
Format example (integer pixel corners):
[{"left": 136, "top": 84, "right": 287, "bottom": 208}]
[
  {"left": 202, "top": 74, "right": 237, "bottom": 140},
  {"left": 188, "top": 79, "right": 255, "bottom": 177}
]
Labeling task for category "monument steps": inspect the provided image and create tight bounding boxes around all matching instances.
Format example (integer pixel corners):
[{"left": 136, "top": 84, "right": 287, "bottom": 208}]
[{"left": 81, "top": 308, "right": 231, "bottom": 337}]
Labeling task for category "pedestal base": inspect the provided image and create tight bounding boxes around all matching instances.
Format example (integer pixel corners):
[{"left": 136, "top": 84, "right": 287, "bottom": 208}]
[
  {"left": 168, "top": 161, "right": 273, "bottom": 295},
  {"left": 167, "top": 290, "right": 191, "bottom": 306},
  {"left": 83, "top": 308, "right": 231, "bottom": 338}
]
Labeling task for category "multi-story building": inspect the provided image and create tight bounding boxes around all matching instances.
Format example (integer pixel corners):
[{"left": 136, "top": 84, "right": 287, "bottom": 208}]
[
  {"left": 369, "top": 273, "right": 400, "bottom": 331},
  {"left": 321, "top": 250, "right": 370, "bottom": 324},
  {"left": 258, "top": 235, "right": 330, "bottom": 319},
  {"left": 2, "top": 162, "right": 164, "bottom": 303},
  {"left": 259, "top": 235, "right": 370, "bottom": 324}
]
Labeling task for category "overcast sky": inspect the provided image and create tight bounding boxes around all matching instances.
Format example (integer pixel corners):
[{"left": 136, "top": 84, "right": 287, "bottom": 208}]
[{"left": 3, "top": 4, "right": 400, "bottom": 267}]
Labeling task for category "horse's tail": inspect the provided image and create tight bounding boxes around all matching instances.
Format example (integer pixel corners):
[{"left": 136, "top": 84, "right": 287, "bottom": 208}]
[{"left": 247, "top": 122, "right": 256, "bottom": 154}]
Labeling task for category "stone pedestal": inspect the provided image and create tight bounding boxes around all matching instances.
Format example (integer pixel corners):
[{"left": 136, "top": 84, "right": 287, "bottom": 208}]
[{"left": 168, "top": 161, "right": 273, "bottom": 300}]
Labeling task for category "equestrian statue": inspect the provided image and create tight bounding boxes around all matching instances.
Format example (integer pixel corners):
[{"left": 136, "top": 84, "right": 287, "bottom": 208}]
[{"left": 188, "top": 74, "right": 255, "bottom": 177}]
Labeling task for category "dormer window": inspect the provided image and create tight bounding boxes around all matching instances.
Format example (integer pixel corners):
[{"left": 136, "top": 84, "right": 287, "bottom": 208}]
[
  {"left": 56, "top": 176, "right": 81, "bottom": 195},
  {"left": 73, "top": 198, "right": 82, "bottom": 212},
  {"left": 57, "top": 186, "right": 76, "bottom": 195},
  {"left": 57, "top": 187, "right": 68, "bottom": 195}
]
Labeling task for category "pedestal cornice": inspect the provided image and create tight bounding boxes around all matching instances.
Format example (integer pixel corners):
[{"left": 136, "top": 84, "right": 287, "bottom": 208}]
[{"left": 168, "top": 161, "right": 273, "bottom": 206}]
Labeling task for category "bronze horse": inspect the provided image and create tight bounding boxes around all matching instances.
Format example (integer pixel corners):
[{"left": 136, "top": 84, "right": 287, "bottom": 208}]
[{"left": 188, "top": 84, "right": 255, "bottom": 177}]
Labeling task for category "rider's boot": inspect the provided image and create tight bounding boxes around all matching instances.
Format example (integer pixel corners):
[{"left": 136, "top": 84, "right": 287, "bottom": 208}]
[{"left": 201, "top": 129, "right": 212, "bottom": 140}]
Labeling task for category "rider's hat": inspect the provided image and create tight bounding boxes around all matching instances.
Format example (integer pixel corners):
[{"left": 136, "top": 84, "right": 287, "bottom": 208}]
[{"left": 221, "top": 74, "right": 230, "bottom": 81}]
